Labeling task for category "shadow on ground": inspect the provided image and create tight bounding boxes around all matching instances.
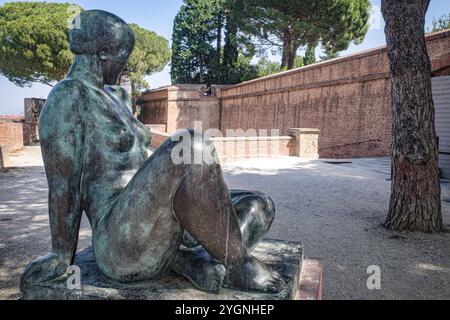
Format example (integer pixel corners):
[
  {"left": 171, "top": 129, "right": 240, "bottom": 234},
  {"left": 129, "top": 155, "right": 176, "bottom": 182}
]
[
  {"left": 0, "top": 165, "right": 91, "bottom": 300},
  {"left": 1, "top": 150, "right": 449, "bottom": 300},
  {"left": 222, "top": 158, "right": 450, "bottom": 300}
]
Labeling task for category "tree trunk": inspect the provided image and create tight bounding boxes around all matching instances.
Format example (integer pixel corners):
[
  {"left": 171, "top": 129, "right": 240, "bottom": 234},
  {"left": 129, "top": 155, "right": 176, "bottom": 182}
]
[
  {"left": 216, "top": 6, "right": 223, "bottom": 84},
  {"left": 289, "top": 42, "right": 300, "bottom": 70},
  {"left": 130, "top": 81, "right": 137, "bottom": 116},
  {"left": 382, "top": 0, "right": 442, "bottom": 232},
  {"left": 223, "top": 14, "right": 238, "bottom": 68},
  {"left": 304, "top": 43, "right": 316, "bottom": 66},
  {"left": 281, "top": 30, "right": 292, "bottom": 70},
  {"left": 281, "top": 30, "right": 300, "bottom": 70}
]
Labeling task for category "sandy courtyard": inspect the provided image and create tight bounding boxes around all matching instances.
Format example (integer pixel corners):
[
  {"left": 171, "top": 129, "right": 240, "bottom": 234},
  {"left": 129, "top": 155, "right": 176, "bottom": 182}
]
[{"left": 0, "top": 146, "right": 449, "bottom": 299}]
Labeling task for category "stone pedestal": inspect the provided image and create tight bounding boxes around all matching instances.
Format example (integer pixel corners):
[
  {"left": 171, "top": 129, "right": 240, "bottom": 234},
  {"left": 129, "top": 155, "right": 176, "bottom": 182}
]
[
  {"left": 21, "top": 239, "right": 322, "bottom": 300},
  {"left": 288, "top": 128, "right": 320, "bottom": 159},
  {"left": 0, "top": 145, "right": 11, "bottom": 169}
]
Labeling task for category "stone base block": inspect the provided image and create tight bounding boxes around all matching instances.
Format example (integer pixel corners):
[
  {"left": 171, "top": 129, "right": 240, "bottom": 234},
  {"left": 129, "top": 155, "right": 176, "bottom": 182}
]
[
  {"left": 22, "top": 239, "right": 322, "bottom": 300},
  {"left": 0, "top": 145, "right": 11, "bottom": 169}
]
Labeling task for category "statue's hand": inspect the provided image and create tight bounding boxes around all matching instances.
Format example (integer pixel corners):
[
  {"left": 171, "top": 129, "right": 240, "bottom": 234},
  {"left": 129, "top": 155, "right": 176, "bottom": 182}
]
[{"left": 20, "top": 253, "right": 71, "bottom": 289}]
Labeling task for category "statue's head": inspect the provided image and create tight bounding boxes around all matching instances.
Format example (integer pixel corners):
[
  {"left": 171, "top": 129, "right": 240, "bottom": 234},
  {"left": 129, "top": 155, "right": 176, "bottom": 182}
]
[{"left": 69, "top": 10, "right": 135, "bottom": 85}]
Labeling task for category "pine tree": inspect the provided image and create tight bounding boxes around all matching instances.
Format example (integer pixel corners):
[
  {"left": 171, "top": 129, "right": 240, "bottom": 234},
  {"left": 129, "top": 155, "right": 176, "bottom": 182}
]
[
  {"left": 171, "top": 0, "right": 220, "bottom": 86},
  {"left": 382, "top": 0, "right": 442, "bottom": 232},
  {"left": 171, "top": 0, "right": 256, "bottom": 87}
]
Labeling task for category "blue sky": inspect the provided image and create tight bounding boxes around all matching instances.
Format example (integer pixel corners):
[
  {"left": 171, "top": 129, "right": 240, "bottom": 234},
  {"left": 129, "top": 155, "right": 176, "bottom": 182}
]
[{"left": 0, "top": 0, "right": 449, "bottom": 115}]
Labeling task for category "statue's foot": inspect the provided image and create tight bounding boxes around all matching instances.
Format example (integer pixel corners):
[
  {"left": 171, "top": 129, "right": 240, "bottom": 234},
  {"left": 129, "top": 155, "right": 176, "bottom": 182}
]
[
  {"left": 224, "top": 255, "right": 286, "bottom": 293},
  {"left": 20, "top": 253, "right": 70, "bottom": 291},
  {"left": 172, "top": 247, "right": 226, "bottom": 294}
]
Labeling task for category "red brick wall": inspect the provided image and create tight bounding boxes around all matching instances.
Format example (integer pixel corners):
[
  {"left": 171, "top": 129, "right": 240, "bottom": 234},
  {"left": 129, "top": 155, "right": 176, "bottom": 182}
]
[
  {"left": 22, "top": 121, "right": 38, "bottom": 145},
  {"left": 213, "top": 136, "right": 293, "bottom": 163},
  {"left": 149, "top": 128, "right": 171, "bottom": 149},
  {"left": 139, "top": 99, "right": 168, "bottom": 126},
  {"left": 148, "top": 128, "right": 296, "bottom": 163},
  {"left": 0, "top": 122, "right": 24, "bottom": 152},
  {"left": 139, "top": 30, "right": 450, "bottom": 159},
  {"left": 139, "top": 85, "right": 221, "bottom": 134},
  {"left": 218, "top": 29, "right": 450, "bottom": 158}
]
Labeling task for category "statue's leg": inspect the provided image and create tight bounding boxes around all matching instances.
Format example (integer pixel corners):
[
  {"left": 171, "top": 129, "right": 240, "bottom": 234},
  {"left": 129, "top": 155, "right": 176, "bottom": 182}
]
[
  {"left": 94, "top": 129, "right": 284, "bottom": 293},
  {"left": 175, "top": 189, "right": 285, "bottom": 293},
  {"left": 230, "top": 189, "right": 276, "bottom": 252},
  {"left": 170, "top": 132, "right": 284, "bottom": 293},
  {"left": 93, "top": 129, "right": 243, "bottom": 282},
  {"left": 181, "top": 190, "right": 276, "bottom": 252}
]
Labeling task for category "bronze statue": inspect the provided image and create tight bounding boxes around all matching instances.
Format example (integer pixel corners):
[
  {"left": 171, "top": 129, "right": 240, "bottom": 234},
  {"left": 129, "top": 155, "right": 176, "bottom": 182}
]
[{"left": 20, "top": 10, "right": 285, "bottom": 294}]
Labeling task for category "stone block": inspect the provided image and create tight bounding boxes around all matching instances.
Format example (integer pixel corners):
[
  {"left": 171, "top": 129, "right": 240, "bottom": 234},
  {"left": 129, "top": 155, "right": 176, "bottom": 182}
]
[
  {"left": 0, "top": 144, "right": 11, "bottom": 169},
  {"left": 288, "top": 128, "right": 320, "bottom": 159},
  {"left": 22, "top": 239, "right": 321, "bottom": 300}
]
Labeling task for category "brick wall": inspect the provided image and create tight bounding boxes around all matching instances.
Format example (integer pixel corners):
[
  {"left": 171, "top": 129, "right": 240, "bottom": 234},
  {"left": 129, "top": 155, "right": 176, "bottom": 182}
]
[
  {"left": 149, "top": 128, "right": 318, "bottom": 163},
  {"left": 22, "top": 121, "right": 38, "bottom": 145},
  {"left": 139, "top": 84, "right": 222, "bottom": 134},
  {"left": 218, "top": 29, "right": 450, "bottom": 158},
  {"left": 140, "top": 29, "right": 450, "bottom": 159},
  {"left": 212, "top": 136, "right": 294, "bottom": 163},
  {"left": 0, "top": 121, "right": 24, "bottom": 152},
  {"left": 0, "top": 114, "right": 39, "bottom": 151}
]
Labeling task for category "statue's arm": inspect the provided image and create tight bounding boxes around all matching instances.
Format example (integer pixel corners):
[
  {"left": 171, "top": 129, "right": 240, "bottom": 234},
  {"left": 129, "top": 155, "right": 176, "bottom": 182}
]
[
  {"left": 39, "top": 81, "right": 85, "bottom": 264},
  {"left": 21, "top": 81, "right": 85, "bottom": 286}
]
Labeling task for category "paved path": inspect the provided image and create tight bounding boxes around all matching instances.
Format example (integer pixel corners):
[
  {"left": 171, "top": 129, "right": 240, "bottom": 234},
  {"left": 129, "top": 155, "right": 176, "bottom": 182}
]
[{"left": 1, "top": 146, "right": 449, "bottom": 299}]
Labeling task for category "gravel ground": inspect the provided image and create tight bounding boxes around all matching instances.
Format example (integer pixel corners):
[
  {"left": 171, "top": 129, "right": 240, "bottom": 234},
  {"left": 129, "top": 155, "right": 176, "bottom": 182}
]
[{"left": 0, "top": 146, "right": 449, "bottom": 300}]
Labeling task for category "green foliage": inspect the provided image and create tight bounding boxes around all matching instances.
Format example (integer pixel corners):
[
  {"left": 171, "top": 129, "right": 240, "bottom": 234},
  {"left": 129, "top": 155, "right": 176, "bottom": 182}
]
[
  {"left": 428, "top": 13, "right": 450, "bottom": 33},
  {"left": 232, "top": 0, "right": 370, "bottom": 70},
  {"left": 223, "top": 51, "right": 258, "bottom": 82},
  {"left": 320, "top": 47, "right": 339, "bottom": 61},
  {"left": 255, "top": 54, "right": 304, "bottom": 78},
  {"left": 255, "top": 57, "right": 280, "bottom": 77},
  {"left": 294, "top": 55, "right": 304, "bottom": 68},
  {"left": 304, "top": 44, "right": 316, "bottom": 66},
  {"left": 0, "top": 2, "right": 170, "bottom": 105},
  {"left": 171, "top": 0, "right": 257, "bottom": 87},
  {"left": 171, "top": 0, "right": 219, "bottom": 86},
  {"left": 127, "top": 24, "right": 171, "bottom": 98},
  {"left": 0, "top": 2, "right": 81, "bottom": 86}
]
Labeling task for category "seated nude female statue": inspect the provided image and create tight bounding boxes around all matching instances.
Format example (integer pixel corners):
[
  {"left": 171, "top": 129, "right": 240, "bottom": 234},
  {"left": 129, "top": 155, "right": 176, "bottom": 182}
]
[{"left": 21, "top": 10, "right": 285, "bottom": 294}]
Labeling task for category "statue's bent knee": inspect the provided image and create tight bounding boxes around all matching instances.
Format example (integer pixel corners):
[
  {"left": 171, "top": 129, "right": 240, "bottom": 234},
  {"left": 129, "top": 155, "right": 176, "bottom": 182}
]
[{"left": 169, "top": 129, "right": 219, "bottom": 166}]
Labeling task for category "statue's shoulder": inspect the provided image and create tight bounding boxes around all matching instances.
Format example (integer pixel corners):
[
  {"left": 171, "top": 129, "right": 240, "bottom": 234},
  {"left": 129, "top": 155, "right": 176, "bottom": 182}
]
[
  {"left": 47, "top": 79, "right": 87, "bottom": 102},
  {"left": 40, "top": 79, "right": 87, "bottom": 130},
  {"left": 105, "top": 85, "right": 132, "bottom": 111},
  {"left": 42, "top": 79, "right": 89, "bottom": 117}
]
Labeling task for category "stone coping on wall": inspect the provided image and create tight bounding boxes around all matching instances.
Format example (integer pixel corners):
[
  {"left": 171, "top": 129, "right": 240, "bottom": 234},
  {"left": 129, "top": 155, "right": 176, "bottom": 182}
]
[
  {"left": 0, "top": 115, "right": 25, "bottom": 123},
  {"left": 218, "top": 28, "right": 450, "bottom": 96},
  {"left": 148, "top": 128, "right": 292, "bottom": 143},
  {"left": 210, "top": 135, "right": 292, "bottom": 142},
  {"left": 148, "top": 128, "right": 319, "bottom": 162},
  {"left": 139, "top": 84, "right": 233, "bottom": 102}
]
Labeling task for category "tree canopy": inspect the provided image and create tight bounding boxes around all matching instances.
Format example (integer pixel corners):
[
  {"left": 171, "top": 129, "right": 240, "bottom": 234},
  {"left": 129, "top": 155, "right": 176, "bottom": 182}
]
[
  {"left": 428, "top": 13, "right": 450, "bottom": 33},
  {"left": 171, "top": 0, "right": 218, "bottom": 85},
  {"left": 126, "top": 23, "right": 171, "bottom": 104},
  {"left": 0, "top": 1, "right": 170, "bottom": 98},
  {"left": 171, "top": 0, "right": 257, "bottom": 87},
  {"left": 0, "top": 2, "right": 80, "bottom": 86},
  {"left": 232, "top": 0, "right": 371, "bottom": 69}
]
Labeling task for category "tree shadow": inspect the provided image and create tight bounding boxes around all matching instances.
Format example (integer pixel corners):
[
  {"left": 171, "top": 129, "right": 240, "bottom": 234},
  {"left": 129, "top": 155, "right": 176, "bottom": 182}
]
[
  {"left": 0, "top": 166, "right": 91, "bottom": 299},
  {"left": 222, "top": 157, "right": 450, "bottom": 299}
]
